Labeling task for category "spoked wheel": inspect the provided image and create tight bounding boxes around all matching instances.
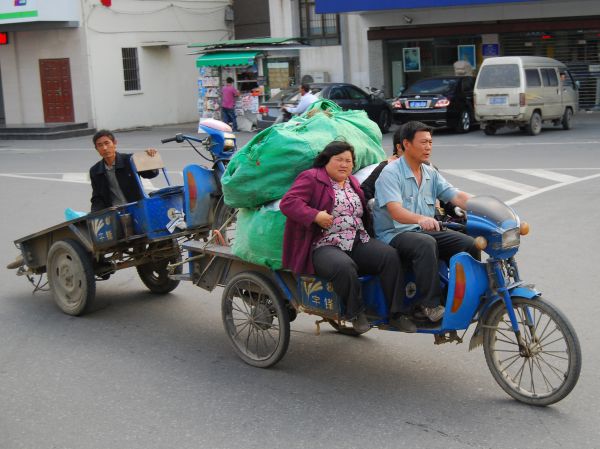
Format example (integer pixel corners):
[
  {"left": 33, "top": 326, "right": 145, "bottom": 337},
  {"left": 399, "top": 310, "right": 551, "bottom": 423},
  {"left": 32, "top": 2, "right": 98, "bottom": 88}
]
[
  {"left": 47, "top": 239, "right": 96, "bottom": 316},
  {"left": 483, "top": 297, "right": 581, "bottom": 406},
  {"left": 136, "top": 240, "right": 182, "bottom": 294},
  {"left": 327, "top": 318, "right": 369, "bottom": 336},
  {"left": 213, "top": 198, "right": 237, "bottom": 246},
  {"left": 221, "top": 272, "right": 290, "bottom": 368}
]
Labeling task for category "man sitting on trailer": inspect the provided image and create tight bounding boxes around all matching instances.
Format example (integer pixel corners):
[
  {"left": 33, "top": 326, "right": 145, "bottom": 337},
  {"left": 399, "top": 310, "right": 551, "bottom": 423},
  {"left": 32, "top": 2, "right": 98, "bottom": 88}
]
[{"left": 89, "top": 129, "right": 159, "bottom": 212}]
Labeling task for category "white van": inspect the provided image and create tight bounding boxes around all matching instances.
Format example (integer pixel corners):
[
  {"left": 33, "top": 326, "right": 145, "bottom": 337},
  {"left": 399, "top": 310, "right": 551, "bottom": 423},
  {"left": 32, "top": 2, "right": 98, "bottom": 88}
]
[{"left": 474, "top": 56, "right": 578, "bottom": 135}]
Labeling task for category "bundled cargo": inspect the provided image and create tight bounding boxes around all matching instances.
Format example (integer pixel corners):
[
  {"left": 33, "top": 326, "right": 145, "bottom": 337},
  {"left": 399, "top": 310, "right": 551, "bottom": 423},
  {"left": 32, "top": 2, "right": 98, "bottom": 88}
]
[
  {"left": 221, "top": 100, "right": 386, "bottom": 209},
  {"left": 231, "top": 202, "right": 286, "bottom": 269}
]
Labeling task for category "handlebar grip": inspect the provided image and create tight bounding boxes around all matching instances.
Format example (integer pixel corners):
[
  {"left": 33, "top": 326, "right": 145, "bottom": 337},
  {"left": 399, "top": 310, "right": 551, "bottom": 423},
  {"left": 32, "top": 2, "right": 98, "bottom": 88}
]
[
  {"left": 443, "top": 221, "right": 466, "bottom": 232},
  {"left": 161, "top": 137, "right": 177, "bottom": 144}
]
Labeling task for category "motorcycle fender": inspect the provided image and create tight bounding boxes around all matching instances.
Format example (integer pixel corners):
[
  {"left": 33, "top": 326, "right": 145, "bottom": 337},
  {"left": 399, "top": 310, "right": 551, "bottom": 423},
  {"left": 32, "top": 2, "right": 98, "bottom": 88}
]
[
  {"left": 510, "top": 286, "right": 541, "bottom": 300},
  {"left": 469, "top": 286, "right": 541, "bottom": 350}
]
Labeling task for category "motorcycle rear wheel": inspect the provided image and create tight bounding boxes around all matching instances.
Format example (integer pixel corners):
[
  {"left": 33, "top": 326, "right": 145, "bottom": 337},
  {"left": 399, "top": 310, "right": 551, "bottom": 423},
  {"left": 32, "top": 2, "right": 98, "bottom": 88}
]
[{"left": 483, "top": 296, "right": 581, "bottom": 406}]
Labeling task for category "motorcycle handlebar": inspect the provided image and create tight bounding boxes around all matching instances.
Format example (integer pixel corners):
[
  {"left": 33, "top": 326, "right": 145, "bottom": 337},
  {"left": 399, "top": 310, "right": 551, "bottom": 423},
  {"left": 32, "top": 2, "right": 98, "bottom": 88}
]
[
  {"left": 441, "top": 221, "right": 466, "bottom": 232},
  {"left": 160, "top": 133, "right": 184, "bottom": 144},
  {"left": 161, "top": 136, "right": 177, "bottom": 144}
]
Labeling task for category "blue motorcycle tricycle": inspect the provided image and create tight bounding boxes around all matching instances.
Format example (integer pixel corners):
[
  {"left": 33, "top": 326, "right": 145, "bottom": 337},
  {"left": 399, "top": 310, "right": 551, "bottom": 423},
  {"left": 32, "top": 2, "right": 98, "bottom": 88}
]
[{"left": 184, "top": 195, "right": 581, "bottom": 407}]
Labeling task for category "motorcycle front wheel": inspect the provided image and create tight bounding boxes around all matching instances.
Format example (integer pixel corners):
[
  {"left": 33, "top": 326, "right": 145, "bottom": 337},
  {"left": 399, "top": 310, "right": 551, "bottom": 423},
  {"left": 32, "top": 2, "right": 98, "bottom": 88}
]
[{"left": 482, "top": 296, "right": 581, "bottom": 406}]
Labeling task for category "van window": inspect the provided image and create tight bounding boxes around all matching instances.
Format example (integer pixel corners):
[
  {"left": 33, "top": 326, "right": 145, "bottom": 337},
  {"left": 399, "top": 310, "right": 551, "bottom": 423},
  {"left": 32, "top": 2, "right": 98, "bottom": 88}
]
[
  {"left": 525, "top": 69, "right": 542, "bottom": 87},
  {"left": 559, "top": 70, "right": 574, "bottom": 87},
  {"left": 476, "top": 64, "right": 520, "bottom": 88},
  {"left": 541, "top": 68, "right": 559, "bottom": 87}
]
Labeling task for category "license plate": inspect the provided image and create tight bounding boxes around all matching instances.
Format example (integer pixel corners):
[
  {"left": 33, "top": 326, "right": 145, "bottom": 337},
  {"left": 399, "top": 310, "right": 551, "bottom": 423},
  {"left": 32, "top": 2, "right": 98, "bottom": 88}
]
[
  {"left": 409, "top": 100, "right": 428, "bottom": 108},
  {"left": 489, "top": 96, "right": 507, "bottom": 105}
]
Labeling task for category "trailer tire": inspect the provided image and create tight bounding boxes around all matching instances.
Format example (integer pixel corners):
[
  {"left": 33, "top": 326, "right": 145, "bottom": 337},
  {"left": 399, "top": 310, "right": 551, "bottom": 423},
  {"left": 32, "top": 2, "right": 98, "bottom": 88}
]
[
  {"left": 47, "top": 239, "right": 96, "bottom": 316},
  {"left": 136, "top": 240, "right": 181, "bottom": 294}
]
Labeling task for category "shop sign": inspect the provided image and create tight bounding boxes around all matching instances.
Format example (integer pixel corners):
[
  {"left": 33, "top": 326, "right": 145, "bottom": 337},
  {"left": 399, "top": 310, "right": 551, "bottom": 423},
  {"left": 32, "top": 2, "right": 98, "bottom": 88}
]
[
  {"left": 482, "top": 43, "right": 500, "bottom": 57},
  {"left": 316, "top": 0, "right": 539, "bottom": 14},
  {"left": 0, "top": 0, "right": 79, "bottom": 24}
]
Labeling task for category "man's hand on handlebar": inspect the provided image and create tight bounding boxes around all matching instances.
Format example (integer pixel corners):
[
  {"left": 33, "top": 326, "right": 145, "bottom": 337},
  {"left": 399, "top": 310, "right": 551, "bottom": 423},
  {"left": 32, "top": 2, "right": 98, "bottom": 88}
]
[{"left": 418, "top": 216, "right": 440, "bottom": 231}]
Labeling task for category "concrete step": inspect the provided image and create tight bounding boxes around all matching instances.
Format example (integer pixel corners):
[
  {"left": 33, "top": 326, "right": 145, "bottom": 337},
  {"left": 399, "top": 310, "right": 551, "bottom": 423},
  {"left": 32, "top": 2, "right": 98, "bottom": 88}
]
[{"left": 0, "top": 126, "right": 97, "bottom": 140}]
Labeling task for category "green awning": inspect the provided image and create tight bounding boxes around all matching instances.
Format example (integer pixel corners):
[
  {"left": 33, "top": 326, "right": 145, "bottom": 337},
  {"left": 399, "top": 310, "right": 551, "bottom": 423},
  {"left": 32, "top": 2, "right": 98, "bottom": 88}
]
[
  {"left": 189, "top": 37, "right": 300, "bottom": 49},
  {"left": 196, "top": 51, "right": 260, "bottom": 68}
]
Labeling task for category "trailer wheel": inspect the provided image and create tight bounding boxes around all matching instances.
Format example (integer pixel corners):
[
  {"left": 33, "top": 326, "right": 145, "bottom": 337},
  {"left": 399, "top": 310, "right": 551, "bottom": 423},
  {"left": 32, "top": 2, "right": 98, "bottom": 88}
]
[
  {"left": 136, "top": 240, "right": 181, "bottom": 294},
  {"left": 222, "top": 272, "right": 290, "bottom": 368},
  {"left": 47, "top": 239, "right": 96, "bottom": 316}
]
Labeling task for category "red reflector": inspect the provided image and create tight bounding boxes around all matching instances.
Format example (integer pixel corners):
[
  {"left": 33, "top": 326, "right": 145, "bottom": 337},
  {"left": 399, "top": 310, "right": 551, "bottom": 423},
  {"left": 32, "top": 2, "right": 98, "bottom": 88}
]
[
  {"left": 519, "top": 93, "right": 526, "bottom": 107},
  {"left": 0, "top": 33, "right": 8, "bottom": 45},
  {"left": 450, "top": 263, "right": 466, "bottom": 313},
  {"left": 101, "top": 0, "right": 112, "bottom": 6}
]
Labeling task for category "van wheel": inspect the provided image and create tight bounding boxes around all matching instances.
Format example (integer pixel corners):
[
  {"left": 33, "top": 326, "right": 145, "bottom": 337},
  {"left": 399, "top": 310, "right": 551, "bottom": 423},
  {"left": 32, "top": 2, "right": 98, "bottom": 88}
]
[
  {"left": 455, "top": 110, "right": 471, "bottom": 133},
  {"left": 526, "top": 112, "right": 542, "bottom": 136},
  {"left": 483, "top": 125, "right": 496, "bottom": 135},
  {"left": 562, "top": 108, "right": 573, "bottom": 130}
]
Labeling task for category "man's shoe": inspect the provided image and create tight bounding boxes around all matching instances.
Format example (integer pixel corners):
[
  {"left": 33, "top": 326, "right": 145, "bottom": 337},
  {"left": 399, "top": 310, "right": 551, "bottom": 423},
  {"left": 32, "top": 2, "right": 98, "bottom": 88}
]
[
  {"left": 352, "top": 312, "right": 370, "bottom": 333},
  {"left": 389, "top": 314, "right": 417, "bottom": 333},
  {"left": 419, "top": 305, "right": 445, "bottom": 322}
]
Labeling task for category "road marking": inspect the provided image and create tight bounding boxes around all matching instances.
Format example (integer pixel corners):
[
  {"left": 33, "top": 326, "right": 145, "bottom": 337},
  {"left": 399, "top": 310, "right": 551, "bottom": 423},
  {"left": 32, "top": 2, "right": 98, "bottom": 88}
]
[
  {"left": 0, "top": 173, "right": 89, "bottom": 184},
  {"left": 512, "top": 169, "right": 578, "bottom": 183},
  {"left": 63, "top": 173, "right": 89, "bottom": 183},
  {"left": 442, "top": 169, "right": 537, "bottom": 194},
  {"left": 507, "top": 173, "right": 600, "bottom": 205}
]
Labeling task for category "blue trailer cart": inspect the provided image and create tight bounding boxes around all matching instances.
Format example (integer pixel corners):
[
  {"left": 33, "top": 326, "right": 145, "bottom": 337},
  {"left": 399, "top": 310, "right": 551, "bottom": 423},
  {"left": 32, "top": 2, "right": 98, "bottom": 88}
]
[{"left": 8, "top": 120, "right": 237, "bottom": 316}]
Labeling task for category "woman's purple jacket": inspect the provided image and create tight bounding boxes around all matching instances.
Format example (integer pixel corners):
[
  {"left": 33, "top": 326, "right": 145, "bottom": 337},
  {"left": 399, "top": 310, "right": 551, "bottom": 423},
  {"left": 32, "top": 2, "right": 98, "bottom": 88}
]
[{"left": 279, "top": 167, "right": 371, "bottom": 275}]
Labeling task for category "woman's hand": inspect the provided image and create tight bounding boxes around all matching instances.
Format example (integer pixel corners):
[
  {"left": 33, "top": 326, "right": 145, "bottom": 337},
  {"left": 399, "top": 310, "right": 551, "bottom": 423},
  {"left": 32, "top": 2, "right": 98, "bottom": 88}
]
[{"left": 314, "top": 210, "right": 334, "bottom": 229}]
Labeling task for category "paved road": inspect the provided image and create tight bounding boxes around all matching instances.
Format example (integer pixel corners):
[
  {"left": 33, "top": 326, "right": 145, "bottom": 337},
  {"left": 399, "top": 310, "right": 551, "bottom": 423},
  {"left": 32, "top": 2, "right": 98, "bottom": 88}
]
[{"left": 1, "top": 113, "right": 599, "bottom": 449}]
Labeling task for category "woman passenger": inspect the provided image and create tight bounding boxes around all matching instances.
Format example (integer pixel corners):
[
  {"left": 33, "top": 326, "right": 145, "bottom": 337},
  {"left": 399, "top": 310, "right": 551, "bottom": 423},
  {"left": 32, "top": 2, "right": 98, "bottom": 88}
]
[{"left": 279, "top": 141, "right": 415, "bottom": 333}]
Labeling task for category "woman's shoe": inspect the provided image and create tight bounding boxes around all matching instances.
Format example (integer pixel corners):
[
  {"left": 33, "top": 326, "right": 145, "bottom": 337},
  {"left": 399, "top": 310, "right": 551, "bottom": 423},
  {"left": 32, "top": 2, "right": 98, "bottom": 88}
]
[
  {"left": 352, "top": 312, "right": 370, "bottom": 333},
  {"left": 389, "top": 314, "right": 417, "bottom": 333}
]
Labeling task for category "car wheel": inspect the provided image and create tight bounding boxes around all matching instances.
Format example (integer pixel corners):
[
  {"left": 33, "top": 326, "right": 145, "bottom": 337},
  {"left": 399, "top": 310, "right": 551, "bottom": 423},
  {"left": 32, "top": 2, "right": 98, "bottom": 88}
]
[
  {"left": 526, "top": 111, "right": 542, "bottom": 136},
  {"left": 483, "top": 125, "right": 496, "bottom": 135},
  {"left": 562, "top": 108, "right": 573, "bottom": 130},
  {"left": 378, "top": 109, "right": 391, "bottom": 134},
  {"left": 455, "top": 110, "right": 471, "bottom": 133}
]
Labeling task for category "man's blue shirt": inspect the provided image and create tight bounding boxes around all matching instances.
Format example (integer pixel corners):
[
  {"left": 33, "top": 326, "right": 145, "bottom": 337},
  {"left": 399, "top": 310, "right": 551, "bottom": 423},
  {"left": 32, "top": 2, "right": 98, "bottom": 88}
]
[{"left": 373, "top": 157, "right": 458, "bottom": 244}]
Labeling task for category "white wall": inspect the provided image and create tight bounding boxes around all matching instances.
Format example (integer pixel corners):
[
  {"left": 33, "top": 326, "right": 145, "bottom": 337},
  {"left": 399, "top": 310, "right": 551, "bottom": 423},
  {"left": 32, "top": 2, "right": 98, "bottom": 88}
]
[
  {"left": 300, "top": 46, "right": 343, "bottom": 83},
  {"left": 83, "top": 0, "right": 232, "bottom": 129},
  {"left": 0, "top": 27, "right": 91, "bottom": 125}
]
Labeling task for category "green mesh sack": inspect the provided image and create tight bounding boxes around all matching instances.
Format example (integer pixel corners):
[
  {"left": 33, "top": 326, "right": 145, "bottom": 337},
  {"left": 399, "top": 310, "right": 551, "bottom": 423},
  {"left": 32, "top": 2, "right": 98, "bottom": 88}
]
[
  {"left": 222, "top": 99, "right": 385, "bottom": 208},
  {"left": 231, "top": 204, "right": 286, "bottom": 269}
]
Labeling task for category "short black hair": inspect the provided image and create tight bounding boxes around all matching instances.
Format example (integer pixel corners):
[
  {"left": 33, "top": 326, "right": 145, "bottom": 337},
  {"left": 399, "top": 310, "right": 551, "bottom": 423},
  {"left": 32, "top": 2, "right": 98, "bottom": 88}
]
[
  {"left": 313, "top": 141, "right": 355, "bottom": 168},
  {"left": 93, "top": 129, "right": 115, "bottom": 146},
  {"left": 397, "top": 121, "right": 432, "bottom": 148},
  {"left": 226, "top": 77, "right": 234, "bottom": 84},
  {"left": 301, "top": 83, "right": 311, "bottom": 93}
]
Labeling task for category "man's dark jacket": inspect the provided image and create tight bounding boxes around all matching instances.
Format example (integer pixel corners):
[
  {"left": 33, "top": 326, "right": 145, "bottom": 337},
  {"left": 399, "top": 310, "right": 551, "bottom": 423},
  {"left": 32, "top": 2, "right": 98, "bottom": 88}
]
[{"left": 90, "top": 152, "right": 158, "bottom": 212}]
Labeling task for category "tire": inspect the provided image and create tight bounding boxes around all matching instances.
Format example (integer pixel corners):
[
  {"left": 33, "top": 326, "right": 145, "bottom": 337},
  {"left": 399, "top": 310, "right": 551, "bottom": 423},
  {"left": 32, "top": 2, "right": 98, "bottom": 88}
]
[
  {"left": 482, "top": 297, "right": 582, "bottom": 406},
  {"left": 213, "top": 197, "right": 237, "bottom": 246},
  {"left": 221, "top": 272, "right": 291, "bottom": 368},
  {"left": 561, "top": 108, "right": 573, "bottom": 130},
  {"left": 327, "top": 318, "right": 369, "bottom": 336},
  {"left": 378, "top": 109, "right": 391, "bottom": 134},
  {"left": 136, "top": 240, "right": 181, "bottom": 294},
  {"left": 455, "top": 110, "right": 471, "bottom": 133},
  {"left": 47, "top": 239, "right": 96, "bottom": 316},
  {"left": 483, "top": 125, "right": 496, "bottom": 135},
  {"left": 526, "top": 111, "right": 542, "bottom": 136}
]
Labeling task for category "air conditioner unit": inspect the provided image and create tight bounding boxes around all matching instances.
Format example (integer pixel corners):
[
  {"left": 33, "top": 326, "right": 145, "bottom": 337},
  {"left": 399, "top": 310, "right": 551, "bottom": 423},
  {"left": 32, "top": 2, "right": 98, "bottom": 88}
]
[{"left": 302, "top": 71, "right": 330, "bottom": 84}]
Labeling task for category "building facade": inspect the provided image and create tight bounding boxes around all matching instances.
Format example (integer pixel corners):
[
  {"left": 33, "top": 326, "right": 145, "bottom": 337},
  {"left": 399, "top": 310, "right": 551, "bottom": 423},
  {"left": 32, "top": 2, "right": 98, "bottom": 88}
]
[
  {"left": 269, "top": 0, "right": 600, "bottom": 109},
  {"left": 0, "top": 0, "right": 233, "bottom": 129}
]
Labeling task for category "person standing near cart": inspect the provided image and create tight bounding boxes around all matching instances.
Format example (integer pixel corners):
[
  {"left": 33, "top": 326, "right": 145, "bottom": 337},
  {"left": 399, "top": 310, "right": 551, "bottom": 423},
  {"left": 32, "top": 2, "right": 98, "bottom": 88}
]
[{"left": 221, "top": 77, "right": 240, "bottom": 132}]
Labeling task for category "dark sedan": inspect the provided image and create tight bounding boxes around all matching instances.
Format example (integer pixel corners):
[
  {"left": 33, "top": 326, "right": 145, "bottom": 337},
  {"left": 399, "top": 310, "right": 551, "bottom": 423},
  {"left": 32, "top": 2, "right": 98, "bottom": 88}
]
[
  {"left": 391, "top": 76, "right": 476, "bottom": 133},
  {"left": 257, "top": 83, "right": 393, "bottom": 133}
]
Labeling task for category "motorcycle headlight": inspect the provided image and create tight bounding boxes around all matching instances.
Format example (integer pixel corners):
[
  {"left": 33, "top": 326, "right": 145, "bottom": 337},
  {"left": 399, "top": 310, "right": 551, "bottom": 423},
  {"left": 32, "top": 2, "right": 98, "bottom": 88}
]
[{"left": 501, "top": 227, "right": 520, "bottom": 249}]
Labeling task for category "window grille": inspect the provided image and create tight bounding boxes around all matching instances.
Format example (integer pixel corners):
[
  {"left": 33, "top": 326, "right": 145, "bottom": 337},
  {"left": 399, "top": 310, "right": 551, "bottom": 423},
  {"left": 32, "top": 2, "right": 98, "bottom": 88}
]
[
  {"left": 122, "top": 47, "right": 141, "bottom": 91},
  {"left": 299, "top": 0, "right": 340, "bottom": 46}
]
